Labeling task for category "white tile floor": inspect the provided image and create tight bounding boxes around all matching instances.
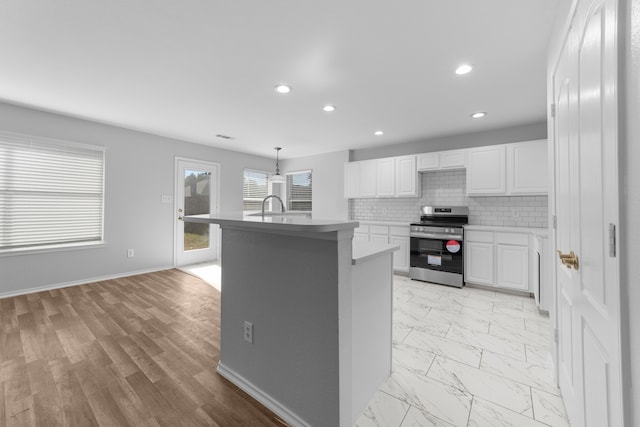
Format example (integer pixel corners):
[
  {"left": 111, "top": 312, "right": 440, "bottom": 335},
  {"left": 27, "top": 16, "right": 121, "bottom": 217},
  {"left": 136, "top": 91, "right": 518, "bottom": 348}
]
[{"left": 355, "top": 275, "right": 570, "bottom": 427}]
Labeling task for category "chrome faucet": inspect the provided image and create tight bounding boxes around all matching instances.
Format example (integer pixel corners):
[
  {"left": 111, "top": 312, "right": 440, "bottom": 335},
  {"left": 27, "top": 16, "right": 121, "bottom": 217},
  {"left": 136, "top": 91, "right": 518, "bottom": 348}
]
[{"left": 262, "top": 195, "right": 286, "bottom": 216}]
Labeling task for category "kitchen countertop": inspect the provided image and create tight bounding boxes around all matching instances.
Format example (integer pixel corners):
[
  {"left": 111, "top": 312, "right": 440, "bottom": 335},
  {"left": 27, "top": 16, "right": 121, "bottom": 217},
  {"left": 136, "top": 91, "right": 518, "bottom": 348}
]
[
  {"left": 184, "top": 213, "right": 359, "bottom": 233},
  {"left": 464, "top": 224, "right": 549, "bottom": 237},
  {"left": 353, "top": 220, "right": 410, "bottom": 227},
  {"left": 352, "top": 241, "right": 400, "bottom": 265}
]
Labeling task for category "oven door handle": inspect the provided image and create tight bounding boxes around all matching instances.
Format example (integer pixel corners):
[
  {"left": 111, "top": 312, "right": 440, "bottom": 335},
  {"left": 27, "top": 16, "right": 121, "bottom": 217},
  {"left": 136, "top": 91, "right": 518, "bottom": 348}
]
[{"left": 410, "top": 232, "right": 463, "bottom": 240}]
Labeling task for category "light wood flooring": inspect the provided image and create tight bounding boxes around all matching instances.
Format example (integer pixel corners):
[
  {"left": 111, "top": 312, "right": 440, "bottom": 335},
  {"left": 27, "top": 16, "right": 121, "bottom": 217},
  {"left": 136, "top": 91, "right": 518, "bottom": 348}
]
[{"left": 0, "top": 269, "right": 286, "bottom": 427}]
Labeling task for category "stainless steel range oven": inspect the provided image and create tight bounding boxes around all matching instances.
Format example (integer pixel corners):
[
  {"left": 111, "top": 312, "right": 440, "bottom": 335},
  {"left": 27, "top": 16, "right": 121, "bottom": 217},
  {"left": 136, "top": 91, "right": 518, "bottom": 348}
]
[{"left": 410, "top": 206, "right": 469, "bottom": 288}]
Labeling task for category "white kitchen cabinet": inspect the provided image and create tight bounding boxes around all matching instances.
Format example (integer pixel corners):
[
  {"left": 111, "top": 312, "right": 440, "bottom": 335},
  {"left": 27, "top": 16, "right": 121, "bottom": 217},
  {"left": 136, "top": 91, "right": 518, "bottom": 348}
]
[
  {"left": 467, "top": 140, "right": 548, "bottom": 196},
  {"left": 465, "top": 231, "right": 495, "bottom": 285},
  {"left": 507, "top": 139, "right": 548, "bottom": 195},
  {"left": 440, "top": 149, "right": 466, "bottom": 169},
  {"left": 376, "top": 158, "right": 395, "bottom": 197},
  {"left": 496, "top": 244, "right": 529, "bottom": 291},
  {"left": 343, "top": 160, "right": 376, "bottom": 198},
  {"left": 359, "top": 160, "right": 377, "bottom": 197},
  {"left": 417, "top": 152, "right": 440, "bottom": 170},
  {"left": 466, "top": 145, "right": 507, "bottom": 195},
  {"left": 417, "top": 149, "right": 466, "bottom": 171},
  {"left": 344, "top": 155, "right": 418, "bottom": 198},
  {"left": 344, "top": 162, "right": 360, "bottom": 198},
  {"left": 465, "top": 228, "right": 533, "bottom": 292},
  {"left": 395, "top": 155, "right": 418, "bottom": 197},
  {"left": 353, "top": 222, "right": 410, "bottom": 273}
]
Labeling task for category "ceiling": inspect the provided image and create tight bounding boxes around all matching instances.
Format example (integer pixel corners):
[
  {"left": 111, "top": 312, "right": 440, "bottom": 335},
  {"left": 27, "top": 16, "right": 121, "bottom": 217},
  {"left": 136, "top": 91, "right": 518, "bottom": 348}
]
[{"left": 0, "top": 1, "right": 558, "bottom": 159}]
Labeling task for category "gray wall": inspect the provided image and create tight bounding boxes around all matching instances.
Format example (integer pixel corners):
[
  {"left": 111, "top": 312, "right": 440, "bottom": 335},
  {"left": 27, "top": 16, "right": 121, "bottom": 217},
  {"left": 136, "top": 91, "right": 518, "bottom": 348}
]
[
  {"left": 282, "top": 150, "right": 350, "bottom": 220},
  {"left": 0, "top": 101, "right": 274, "bottom": 296},
  {"left": 620, "top": 0, "right": 640, "bottom": 424},
  {"left": 350, "top": 122, "right": 547, "bottom": 161}
]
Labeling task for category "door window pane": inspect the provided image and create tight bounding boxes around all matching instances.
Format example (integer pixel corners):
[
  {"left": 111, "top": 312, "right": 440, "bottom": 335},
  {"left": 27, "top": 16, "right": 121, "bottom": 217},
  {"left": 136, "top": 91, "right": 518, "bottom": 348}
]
[{"left": 184, "top": 169, "right": 210, "bottom": 251}]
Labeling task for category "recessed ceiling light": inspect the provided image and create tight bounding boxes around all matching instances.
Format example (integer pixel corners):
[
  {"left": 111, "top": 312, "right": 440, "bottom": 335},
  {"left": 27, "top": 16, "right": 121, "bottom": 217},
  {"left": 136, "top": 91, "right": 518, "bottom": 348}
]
[
  {"left": 274, "top": 84, "right": 292, "bottom": 94},
  {"left": 374, "top": 130, "right": 384, "bottom": 136},
  {"left": 471, "top": 112, "right": 486, "bottom": 119},
  {"left": 323, "top": 105, "right": 336, "bottom": 112},
  {"left": 455, "top": 64, "right": 473, "bottom": 75}
]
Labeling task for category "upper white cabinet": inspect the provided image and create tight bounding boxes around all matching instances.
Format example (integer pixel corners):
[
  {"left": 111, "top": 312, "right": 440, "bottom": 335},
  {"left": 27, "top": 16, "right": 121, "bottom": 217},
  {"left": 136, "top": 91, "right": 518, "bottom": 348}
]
[
  {"left": 417, "top": 149, "right": 466, "bottom": 171},
  {"left": 395, "top": 155, "right": 418, "bottom": 196},
  {"left": 343, "top": 160, "right": 376, "bottom": 198},
  {"left": 344, "top": 155, "right": 418, "bottom": 198},
  {"left": 467, "top": 140, "right": 547, "bottom": 196},
  {"left": 376, "top": 158, "right": 396, "bottom": 197},
  {"left": 507, "top": 140, "right": 548, "bottom": 195},
  {"left": 466, "top": 145, "right": 507, "bottom": 195}
]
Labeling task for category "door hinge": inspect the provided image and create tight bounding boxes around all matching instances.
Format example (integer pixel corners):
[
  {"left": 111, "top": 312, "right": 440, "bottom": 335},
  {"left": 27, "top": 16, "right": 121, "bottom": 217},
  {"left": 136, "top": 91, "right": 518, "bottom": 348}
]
[
  {"left": 609, "top": 223, "right": 617, "bottom": 257},
  {"left": 550, "top": 103, "right": 556, "bottom": 118},
  {"left": 552, "top": 215, "right": 557, "bottom": 229},
  {"left": 554, "top": 329, "right": 559, "bottom": 343}
]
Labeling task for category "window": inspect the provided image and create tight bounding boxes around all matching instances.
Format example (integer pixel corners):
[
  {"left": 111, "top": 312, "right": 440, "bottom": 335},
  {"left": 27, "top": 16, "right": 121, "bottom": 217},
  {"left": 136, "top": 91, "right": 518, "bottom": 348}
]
[
  {"left": 286, "top": 170, "right": 312, "bottom": 211},
  {"left": 0, "top": 132, "right": 105, "bottom": 252},
  {"left": 243, "top": 169, "right": 269, "bottom": 211}
]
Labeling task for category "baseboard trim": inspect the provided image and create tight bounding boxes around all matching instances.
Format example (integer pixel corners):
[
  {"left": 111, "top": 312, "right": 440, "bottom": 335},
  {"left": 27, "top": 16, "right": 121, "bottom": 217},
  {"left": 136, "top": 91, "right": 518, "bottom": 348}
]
[
  {"left": 0, "top": 265, "right": 174, "bottom": 300},
  {"left": 217, "top": 362, "right": 311, "bottom": 427}
]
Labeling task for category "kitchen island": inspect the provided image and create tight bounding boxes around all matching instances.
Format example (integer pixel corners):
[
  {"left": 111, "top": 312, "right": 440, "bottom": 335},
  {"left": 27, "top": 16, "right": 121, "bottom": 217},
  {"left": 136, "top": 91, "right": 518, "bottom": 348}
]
[{"left": 184, "top": 213, "right": 397, "bottom": 427}]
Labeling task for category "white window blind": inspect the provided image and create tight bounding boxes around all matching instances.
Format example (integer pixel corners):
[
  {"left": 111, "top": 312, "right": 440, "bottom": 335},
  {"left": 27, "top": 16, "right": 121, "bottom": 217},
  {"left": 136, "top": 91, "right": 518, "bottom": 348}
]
[
  {"left": 243, "top": 169, "right": 269, "bottom": 211},
  {"left": 286, "top": 170, "right": 312, "bottom": 212},
  {"left": 0, "top": 132, "right": 105, "bottom": 252}
]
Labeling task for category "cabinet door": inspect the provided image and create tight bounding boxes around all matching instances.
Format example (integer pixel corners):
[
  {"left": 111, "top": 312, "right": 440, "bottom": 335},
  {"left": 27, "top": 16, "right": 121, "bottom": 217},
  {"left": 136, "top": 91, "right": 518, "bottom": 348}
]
[
  {"left": 466, "top": 146, "right": 506, "bottom": 195},
  {"left": 417, "top": 152, "right": 439, "bottom": 171},
  {"left": 395, "top": 156, "right": 418, "bottom": 197},
  {"left": 496, "top": 244, "right": 529, "bottom": 290},
  {"left": 353, "top": 233, "right": 369, "bottom": 243},
  {"left": 390, "top": 236, "right": 410, "bottom": 272},
  {"left": 359, "top": 160, "right": 377, "bottom": 197},
  {"left": 371, "top": 234, "right": 389, "bottom": 245},
  {"left": 344, "top": 162, "right": 360, "bottom": 198},
  {"left": 376, "top": 158, "right": 395, "bottom": 197},
  {"left": 465, "top": 242, "right": 494, "bottom": 285},
  {"left": 440, "top": 149, "right": 467, "bottom": 169},
  {"left": 507, "top": 140, "right": 548, "bottom": 195}
]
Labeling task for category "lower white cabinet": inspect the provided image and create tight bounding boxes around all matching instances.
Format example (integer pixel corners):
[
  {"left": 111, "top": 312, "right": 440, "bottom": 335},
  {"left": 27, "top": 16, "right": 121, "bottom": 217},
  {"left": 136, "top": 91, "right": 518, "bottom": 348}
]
[
  {"left": 354, "top": 222, "right": 410, "bottom": 273},
  {"left": 496, "top": 244, "right": 529, "bottom": 290},
  {"left": 465, "top": 229, "right": 532, "bottom": 292},
  {"left": 465, "top": 242, "right": 494, "bottom": 285}
]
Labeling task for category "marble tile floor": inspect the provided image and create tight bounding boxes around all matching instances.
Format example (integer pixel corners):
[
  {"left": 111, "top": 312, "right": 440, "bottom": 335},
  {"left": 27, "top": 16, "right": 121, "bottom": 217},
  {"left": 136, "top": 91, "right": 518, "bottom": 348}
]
[{"left": 355, "top": 275, "right": 570, "bottom": 427}]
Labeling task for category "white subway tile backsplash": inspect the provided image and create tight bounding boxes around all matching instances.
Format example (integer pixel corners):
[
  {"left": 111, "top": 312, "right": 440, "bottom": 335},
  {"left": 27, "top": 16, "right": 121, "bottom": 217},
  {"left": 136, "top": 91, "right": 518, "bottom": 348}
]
[{"left": 350, "top": 169, "right": 548, "bottom": 228}]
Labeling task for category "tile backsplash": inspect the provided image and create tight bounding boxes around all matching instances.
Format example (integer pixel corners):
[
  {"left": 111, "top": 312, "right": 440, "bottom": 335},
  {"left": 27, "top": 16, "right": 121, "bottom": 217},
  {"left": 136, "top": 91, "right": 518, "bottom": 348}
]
[{"left": 350, "top": 169, "right": 548, "bottom": 228}]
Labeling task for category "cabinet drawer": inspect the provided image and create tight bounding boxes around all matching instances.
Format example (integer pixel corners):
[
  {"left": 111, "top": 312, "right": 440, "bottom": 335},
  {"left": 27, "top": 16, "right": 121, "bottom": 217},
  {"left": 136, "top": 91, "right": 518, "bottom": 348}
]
[
  {"left": 355, "top": 224, "right": 370, "bottom": 234},
  {"left": 465, "top": 230, "right": 493, "bottom": 243},
  {"left": 370, "top": 225, "right": 389, "bottom": 235},
  {"left": 495, "top": 232, "right": 528, "bottom": 246},
  {"left": 389, "top": 226, "right": 409, "bottom": 237}
]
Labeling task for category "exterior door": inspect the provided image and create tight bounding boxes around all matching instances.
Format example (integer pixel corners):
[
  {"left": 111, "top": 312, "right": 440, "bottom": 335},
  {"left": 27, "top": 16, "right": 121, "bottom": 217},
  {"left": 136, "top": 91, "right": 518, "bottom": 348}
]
[
  {"left": 175, "top": 158, "right": 219, "bottom": 266},
  {"left": 551, "top": 0, "right": 623, "bottom": 425}
]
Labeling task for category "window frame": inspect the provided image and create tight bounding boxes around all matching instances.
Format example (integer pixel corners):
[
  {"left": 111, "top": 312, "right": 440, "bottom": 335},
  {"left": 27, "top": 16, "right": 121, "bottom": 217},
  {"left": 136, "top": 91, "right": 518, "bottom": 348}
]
[
  {"left": 242, "top": 168, "right": 270, "bottom": 212},
  {"left": 0, "top": 131, "right": 105, "bottom": 255},
  {"left": 285, "top": 169, "right": 312, "bottom": 212}
]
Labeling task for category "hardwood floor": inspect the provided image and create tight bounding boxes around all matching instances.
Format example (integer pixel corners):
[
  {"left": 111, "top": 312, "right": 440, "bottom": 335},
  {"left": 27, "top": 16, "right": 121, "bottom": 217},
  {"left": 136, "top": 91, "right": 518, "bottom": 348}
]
[{"left": 0, "top": 269, "right": 287, "bottom": 427}]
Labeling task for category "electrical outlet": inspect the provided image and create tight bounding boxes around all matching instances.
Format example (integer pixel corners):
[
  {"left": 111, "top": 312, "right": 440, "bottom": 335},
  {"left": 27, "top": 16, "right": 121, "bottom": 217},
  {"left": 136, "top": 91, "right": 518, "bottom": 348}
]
[
  {"left": 244, "top": 321, "right": 253, "bottom": 344},
  {"left": 127, "top": 249, "right": 135, "bottom": 258}
]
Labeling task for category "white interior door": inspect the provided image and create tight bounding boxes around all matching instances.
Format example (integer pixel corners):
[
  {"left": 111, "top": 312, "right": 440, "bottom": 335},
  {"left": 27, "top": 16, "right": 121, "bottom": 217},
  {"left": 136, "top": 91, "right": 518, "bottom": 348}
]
[
  {"left": 551, "top": 0, "right": 623, "bottom": 425},
  {"left": 175, "top": 158, "right": 219, "bottom": 267}
]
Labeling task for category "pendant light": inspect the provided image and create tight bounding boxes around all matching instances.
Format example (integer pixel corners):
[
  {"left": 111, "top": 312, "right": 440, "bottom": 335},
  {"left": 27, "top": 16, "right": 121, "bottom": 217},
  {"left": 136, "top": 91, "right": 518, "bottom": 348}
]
[{"left": 269, "top": 147, "right": 286, "bottom": 183}]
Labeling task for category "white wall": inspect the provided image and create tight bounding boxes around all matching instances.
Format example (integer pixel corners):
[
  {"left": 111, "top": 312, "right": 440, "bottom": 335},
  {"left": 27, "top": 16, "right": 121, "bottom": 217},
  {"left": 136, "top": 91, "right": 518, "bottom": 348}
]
[
  {"left": 281, "top": 150, "right": 349, "bottom": 220},
  {"left": 620, "top": 0, "right": 640, "bottom": 424},
  {"left": 0, "top": 101, "right": 274, "bottom": 297},
  {"left": 350, "top": 122, "right": 547, "bottom": 161}
]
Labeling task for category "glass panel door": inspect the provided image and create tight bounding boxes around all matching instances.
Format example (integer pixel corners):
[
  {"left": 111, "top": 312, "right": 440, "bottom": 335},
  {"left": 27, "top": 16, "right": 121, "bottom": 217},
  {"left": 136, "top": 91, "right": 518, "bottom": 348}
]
[{"left": 176, "top": 159, "right": 219, "bottom": 266}]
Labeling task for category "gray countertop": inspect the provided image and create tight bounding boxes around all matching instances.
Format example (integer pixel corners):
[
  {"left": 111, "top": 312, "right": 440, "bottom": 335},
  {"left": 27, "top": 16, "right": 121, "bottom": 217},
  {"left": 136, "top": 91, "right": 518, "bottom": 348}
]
[{"left": 184, "top": 213, "right": 359, "bottom": 233}]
